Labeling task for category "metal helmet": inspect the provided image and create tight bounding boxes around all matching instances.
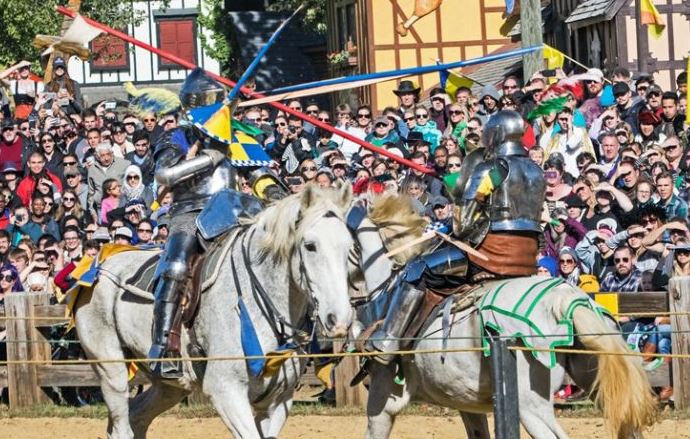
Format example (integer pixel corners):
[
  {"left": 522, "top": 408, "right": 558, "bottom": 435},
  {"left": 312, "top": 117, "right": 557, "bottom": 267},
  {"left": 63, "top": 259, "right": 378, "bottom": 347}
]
[
  {"left": 481, "top": 110, "right": 525, "bottom": 157},
  {"left": 248, "top": 167, "right": 289, "bottom": 202},
  {"left": 179, "top": 68, "right": 226, "bottom": 109}
]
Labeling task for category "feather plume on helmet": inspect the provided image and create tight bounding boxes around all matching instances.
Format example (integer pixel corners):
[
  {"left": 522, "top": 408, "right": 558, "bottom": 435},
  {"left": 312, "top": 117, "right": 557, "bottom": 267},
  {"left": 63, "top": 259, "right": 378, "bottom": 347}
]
[{"left": 123, "top": 82, "right": 181, "bottom": 118}]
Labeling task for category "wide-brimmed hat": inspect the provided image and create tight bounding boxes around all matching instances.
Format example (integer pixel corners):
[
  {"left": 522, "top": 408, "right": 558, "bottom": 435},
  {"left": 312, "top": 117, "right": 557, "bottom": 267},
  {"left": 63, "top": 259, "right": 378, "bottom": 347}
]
[
  {"left": 406, "top": 131, "right": 431, "bottom": 146},
  {"left": 393, "top": 80, "right": 421, "bottom": 96}
]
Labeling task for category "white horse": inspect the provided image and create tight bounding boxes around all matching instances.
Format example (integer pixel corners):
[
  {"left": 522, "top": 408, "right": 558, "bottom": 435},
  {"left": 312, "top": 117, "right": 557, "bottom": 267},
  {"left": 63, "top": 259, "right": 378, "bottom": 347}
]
[
  {"left": 73, "top": 184, "right": 354, "bottom": 439},
  {"left": 349, "top": 195, "right": 657, "bottom": 439}
]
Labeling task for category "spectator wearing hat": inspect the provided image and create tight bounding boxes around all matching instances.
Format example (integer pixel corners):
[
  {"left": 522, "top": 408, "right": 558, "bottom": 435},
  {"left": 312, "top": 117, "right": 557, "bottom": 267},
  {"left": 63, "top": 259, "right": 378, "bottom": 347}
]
[
  {"left": 393, "top": 80, "right": 421, "bottom": 117},
  {"left": 643, "top": 83, "right": 664, "bottom": 116},
  {"left": 634, "top": 74, "right": 654, "bottom": 99},
  {"left": 557, "top": 247, "right": 582, "bottom": 286},
  {"left": 579, "top": 68, "right": 606, "bottom": 127},
  {"left": 543, "top": 206, "right": 587, "bottom": 259},
  {"left": 87, "top": 143, "right": 131, "bottom": 218},
  {"left": 563, "top": 192, "right": 588, "bottom": 223},
  {"left": 125, "top": 131, "right": 155, "bottom": 187},
  {"left": 600, "top": 245, "right": 642, "bottom": 292},
  {"left": 426, "top": 195, "right": 452, "bottom": 228},
  {"left": 43, "top": 56, "right": 82, "bottom": 115},
  {"left": 475, "top": 84, "right": 500, "bottom": 124},
  {"left": 411, "top": 105, "right": 443, "bottom": 151},
  {"left": 634, "top": 109, "right": 665, "bottom": 148},
  {"left": 113, "top": 226, "right": 133, "bottom": 245},
  {"left": 613, "top": 82, "right": 645, "bottom": 135},
  {"left": 655, "top": 171, "right": 688, "bottom": 219},
  {"left": 659, "top": 92, "right": 684, "bottom": 137},
  {"left": 575, "top": 223, "right": 618, "bottom": 280},
  {"left": 0, "top": 119, "right": 30, "bottom": 170},
  {"left": 365, "top": 116, "right": 401, "bottom": 148},
  {"left": 536, "top": 255, "right": 558, "bottom": 277},
  {"left": 2, "top": 162, "right": 21, "bottom": 193},
  {"left": 428, "top": 87, "right": 450, "bottom": 132}
]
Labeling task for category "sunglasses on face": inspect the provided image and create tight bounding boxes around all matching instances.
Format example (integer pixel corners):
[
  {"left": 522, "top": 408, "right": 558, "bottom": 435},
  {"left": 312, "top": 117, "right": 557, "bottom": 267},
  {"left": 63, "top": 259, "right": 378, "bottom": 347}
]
[
  {"left": 127, "top": 175, "right": 140, "bottom": 180},
  {"left": 301, "top": 166, "right": 317, "bottom": 172},
  {"left": 306, "top": 110, "right": 319, "bottom": 115},
  {"left": 416, "top": 113, "right": 429, "bottom": 119},
  {"left": 448, "top": 163, "right": 462, "bottom": 168},
  {"left": 375, "top": 122, "right": 388, "bottom": 128},
  {"left": 637, "top": 86, "right": 649, "bottom": 91},
  {"left": 143, "top": 118, "right": 156, "bottom": 123},
  {"left": 1, "top": 274, "right": 15, "bottom": 282},
  {"left": 63, "top": 197, "right": 75, "bottom": 202},
  {"left": 124, "top": 122, "right": 136, "bottom": 127},
  {"left": 614, "top": 257, "right": 630, "bottom": 264},
  {"left": 664, "top": 144, "right": 679, "bottom": 150},
  {"left": 318, "top": 117, "right": 330, "bottom": 122},
  {"left": 676, "top": 249, "right": 690, "bottom": 256},
  {"left": 277, "top": 122, "right": 287, "bottom": 127},
  {"left": 404, "top": 117, "right": 415, "bottom": 122},
  {"left": 559, "top": 259, "right": 575, "bottom": 264},
  {"left": 137, "top": 228, "right": 152, "bottom": 233},
  {"left": 449, "top": 110, "right": 463, "bottom": 115},
  {"left": 357, "top": 113, "right": 371, "bottom": 119}
]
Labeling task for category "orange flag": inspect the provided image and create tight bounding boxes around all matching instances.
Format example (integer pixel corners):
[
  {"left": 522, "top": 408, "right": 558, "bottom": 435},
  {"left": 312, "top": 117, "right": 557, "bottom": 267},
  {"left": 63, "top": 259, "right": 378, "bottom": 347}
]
[{"left": 640, "top": 0, "right": 665, "bottom": 39}]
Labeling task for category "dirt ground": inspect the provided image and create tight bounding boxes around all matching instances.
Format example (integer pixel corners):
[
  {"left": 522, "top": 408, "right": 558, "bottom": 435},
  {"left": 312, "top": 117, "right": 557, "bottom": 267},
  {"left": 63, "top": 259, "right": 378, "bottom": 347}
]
[{"left": 0, "top": 415, "right": 687, "bottom": 438}]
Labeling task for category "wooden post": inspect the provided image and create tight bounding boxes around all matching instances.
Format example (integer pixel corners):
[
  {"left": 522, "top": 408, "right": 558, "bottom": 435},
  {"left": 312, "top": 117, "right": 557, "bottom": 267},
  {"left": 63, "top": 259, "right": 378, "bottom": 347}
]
[
  {"left": 333, "top": 341, "right": 367, "bottom": 407},
  {"left": 519, "top": 0, "right": 544, "bottom": 81},
  {"left": 669, "top": 277, "right": 690, "bottom": 409},
  {"left": 490, "top": 338, "right": 520, "bottom": 439},
  {"left": 5, "top": 292, "right": 53, "bottom": 409}
]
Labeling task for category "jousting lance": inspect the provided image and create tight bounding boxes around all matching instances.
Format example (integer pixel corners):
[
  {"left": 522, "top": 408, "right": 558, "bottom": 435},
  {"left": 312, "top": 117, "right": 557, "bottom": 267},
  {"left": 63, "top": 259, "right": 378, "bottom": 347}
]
[{"left": 56, "top": 6, "right": 435, "bottom": 175}]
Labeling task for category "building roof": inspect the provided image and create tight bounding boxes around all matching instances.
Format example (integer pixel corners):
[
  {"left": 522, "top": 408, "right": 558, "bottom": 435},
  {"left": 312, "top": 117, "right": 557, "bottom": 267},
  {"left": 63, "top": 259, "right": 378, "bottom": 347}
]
[
  {"left": 460, "top": 43, "right": 522, "bottom": 93},
  {"left": 228, "top": 11, "right": 325, "bottom": 92},
  {"left": 564, "top": 0, "right": 625, "bottom": 27},
  {"left": 508, "top": 4, "right": 553, "bottom": 37}
]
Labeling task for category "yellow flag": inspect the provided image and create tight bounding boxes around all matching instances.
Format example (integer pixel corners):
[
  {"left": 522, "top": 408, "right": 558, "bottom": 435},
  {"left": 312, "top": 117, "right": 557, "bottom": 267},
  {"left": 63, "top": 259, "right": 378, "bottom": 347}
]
[
  {"left": 543, "top": 44, "right": 565, "bottom": 69},
  {"left": 444, "top": 72, "right": 474, "bottom": 102},
  {"left": 640, "top": 0, "right": 665, "bottom": 39}
]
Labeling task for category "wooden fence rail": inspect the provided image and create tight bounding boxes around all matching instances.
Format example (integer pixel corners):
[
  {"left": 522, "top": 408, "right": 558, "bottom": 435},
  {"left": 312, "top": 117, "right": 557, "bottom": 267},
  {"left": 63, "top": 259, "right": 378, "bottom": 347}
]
[{"left": 1, "top": 282, "right": 689, "bottom": 409}]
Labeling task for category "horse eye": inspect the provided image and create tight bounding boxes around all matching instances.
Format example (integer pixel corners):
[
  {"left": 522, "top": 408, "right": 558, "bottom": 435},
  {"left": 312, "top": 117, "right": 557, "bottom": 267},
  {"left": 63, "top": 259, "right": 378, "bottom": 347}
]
[{"left": 304, "top": 242, "right": 317, "bottom": 252}]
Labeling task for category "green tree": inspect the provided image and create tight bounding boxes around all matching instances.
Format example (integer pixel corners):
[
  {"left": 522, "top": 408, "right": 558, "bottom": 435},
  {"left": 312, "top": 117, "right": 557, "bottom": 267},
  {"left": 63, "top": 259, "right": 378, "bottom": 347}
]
[
  {"left": 0, "top": 0, "right": 164, "bottom": 68},
  {"left": 266, "top": 0, "right": 326, "bottom": 34}
]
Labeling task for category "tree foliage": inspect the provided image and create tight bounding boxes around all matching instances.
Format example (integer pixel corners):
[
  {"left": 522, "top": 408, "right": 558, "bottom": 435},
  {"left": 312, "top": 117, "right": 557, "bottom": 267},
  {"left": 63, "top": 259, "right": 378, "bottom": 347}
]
[
  {"left": 0, "top": 0, "right": 166, "bottom": 69},
  {"left": 267, "top": 0, "right": 327, "bottom": 34},
  {"left": 197, "top": 0, "right": 233, "bottom": 76}
]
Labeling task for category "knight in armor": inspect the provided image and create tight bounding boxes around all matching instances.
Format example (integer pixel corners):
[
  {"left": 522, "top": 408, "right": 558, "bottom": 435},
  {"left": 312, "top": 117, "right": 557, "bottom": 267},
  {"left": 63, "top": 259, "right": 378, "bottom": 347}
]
[
  {"left": 147, "top": 69, "right": 232, "bottom": 378},
  {"left": 366, "top": 110, "right": 545, "bottom": 364}
]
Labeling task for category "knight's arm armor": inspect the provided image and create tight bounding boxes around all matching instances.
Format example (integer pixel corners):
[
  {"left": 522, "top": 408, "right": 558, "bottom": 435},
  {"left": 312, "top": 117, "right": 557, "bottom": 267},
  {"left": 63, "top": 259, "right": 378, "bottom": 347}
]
[{"left": 155, "top": 149, "right": 225, "bottom": 187}]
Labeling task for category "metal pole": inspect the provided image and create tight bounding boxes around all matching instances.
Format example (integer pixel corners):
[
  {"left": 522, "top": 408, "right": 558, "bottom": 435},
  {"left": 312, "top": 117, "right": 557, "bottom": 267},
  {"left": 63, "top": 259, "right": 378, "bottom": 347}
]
[
  {"left": 490, "top": 337, "right": 520, "bottom": 439},
  {"left": 520, "top": 0, "right": 544, "bottom": 82}
]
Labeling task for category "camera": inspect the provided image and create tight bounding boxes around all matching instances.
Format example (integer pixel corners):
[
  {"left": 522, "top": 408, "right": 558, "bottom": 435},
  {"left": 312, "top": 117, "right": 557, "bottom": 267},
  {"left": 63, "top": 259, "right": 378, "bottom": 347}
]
[
  {"left": 288, "top": 126, "right": 297, "bottom": 134},
  {"left": 46, "top": 249, "right": 59, "bottom": 260},
  {"left": 104, "top": 101, "right": 117, "bottom": 110},
  {"left": 15, "top": 214, "right": 24, "bottom": 223}
]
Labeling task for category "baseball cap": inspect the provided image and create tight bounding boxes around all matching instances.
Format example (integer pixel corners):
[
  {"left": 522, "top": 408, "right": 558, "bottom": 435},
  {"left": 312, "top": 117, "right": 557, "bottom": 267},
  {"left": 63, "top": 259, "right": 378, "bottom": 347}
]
[
  {"left": 612, "top": 82, "right": 630, "bottom": 96},
  {"left": 432, "top": 195, "right": 450, "bottom": 207},
  {"left": 93, "top": 227, "right": 111, "bottom": 242},
  {"left": 374, "top": 116, "right": 389, "bottom": 126},
  {"left": 114, "top": 227, "right": 133, "bottom": 240},
  {"left": 53, "top": 56, "right": 66, "bottom": 68},
  {"left": 584, "top": 68, "right": 604, "bottom": 82}
]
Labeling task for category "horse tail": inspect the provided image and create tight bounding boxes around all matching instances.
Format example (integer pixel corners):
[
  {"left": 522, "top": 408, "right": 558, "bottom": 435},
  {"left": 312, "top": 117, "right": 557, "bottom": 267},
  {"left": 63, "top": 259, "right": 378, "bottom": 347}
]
[{"left": 568, "top": 303, "right": 657, "bottom": 438}]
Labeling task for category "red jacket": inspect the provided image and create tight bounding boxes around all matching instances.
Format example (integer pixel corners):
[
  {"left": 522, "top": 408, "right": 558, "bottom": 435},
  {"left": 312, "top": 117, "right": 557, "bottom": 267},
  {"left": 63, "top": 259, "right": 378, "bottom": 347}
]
[{"left": 17, "top": 171, "right": 63, "bottom": 207}]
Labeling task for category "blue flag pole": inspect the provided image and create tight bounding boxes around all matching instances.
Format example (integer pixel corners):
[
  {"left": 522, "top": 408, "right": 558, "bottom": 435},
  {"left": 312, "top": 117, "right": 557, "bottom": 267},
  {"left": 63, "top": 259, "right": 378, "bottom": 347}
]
[
  {"left": 260, "top": 46, "right": 542, "bottom": 96},
  {"left": 226, "top": 4, "right": 305, "bottom": 102}
]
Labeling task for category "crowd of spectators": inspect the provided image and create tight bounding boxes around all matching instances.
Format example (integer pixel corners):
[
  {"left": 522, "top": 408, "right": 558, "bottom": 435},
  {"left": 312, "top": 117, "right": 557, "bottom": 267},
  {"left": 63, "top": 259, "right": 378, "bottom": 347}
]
[{"left": 0, "top": 57, "right": 687, "bottom": 403}]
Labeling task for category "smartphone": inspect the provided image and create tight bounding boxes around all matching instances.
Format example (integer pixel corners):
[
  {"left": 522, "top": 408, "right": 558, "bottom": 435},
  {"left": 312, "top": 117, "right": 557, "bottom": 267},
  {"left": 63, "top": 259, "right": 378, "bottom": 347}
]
[
  {"left": 286, "top": 177, "right": 303, "bottom": 186},
  {"left": 541, "top": 69, "right": 557, "bottom": 77},
  {"left": 43, "top": 92, "right": 57, "bottom": 101},
  {"left": 15, "top": 214, "right": 24, "bottom": 223},
  {"left": 57, "top": 98, "right": 70, "bottom": 106},
  {"left": 104, "top": 101, "right": 117, "bottom": 110}
]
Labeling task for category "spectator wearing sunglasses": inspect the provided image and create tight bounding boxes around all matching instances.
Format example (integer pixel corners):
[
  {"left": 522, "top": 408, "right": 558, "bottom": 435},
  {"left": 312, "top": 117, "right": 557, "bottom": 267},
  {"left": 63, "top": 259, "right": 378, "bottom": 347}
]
[
  {"left": 410, "top": 105, "right": 442, "bottom": 152},
  {"left": 365, "top": 116, "right": 401, "bottom": 148},
  {"left": 600, "top": 245, "right": 641, "bottom": 292},
  {"left": 428, "top": 88, "right": 450, "bottom": 132},
  {"left": 120, "top": 165, "right": 154, "bottom": 212},
  {"left": 355, "top": 105, "right": 373, "bottom": 134}
]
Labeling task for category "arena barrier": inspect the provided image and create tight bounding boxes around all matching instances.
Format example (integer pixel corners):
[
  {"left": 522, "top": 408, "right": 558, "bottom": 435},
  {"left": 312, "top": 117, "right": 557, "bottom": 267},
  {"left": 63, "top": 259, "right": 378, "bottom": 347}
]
[{"left": 1, "top": 281, "right": 689, "bottom": 414}]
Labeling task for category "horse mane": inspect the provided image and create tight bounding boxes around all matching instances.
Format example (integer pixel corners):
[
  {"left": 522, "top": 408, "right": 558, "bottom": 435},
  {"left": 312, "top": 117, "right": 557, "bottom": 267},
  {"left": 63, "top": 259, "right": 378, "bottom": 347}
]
[
  {"left": 367, "top": 194, "right": 427, "bottom": 266},
  {"left": 247, "top": 183, "right": 352, "bottom": 263}
]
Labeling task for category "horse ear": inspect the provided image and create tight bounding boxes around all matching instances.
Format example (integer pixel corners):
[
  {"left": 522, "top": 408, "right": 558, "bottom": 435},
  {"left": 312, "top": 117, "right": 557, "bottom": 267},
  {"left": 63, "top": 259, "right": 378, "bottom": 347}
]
[
  {"left": 301, "top": 183, "right": 315, "bottom": 210},
  {"left": 335, "top": 180, "right": 353, "bottom": 209}
]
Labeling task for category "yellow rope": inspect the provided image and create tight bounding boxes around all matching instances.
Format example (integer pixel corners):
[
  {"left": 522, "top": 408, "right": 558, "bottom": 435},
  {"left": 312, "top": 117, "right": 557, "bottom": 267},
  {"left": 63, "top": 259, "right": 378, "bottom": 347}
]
[{"left": 1, "top": 344, "right": 689, "bottom": 367}]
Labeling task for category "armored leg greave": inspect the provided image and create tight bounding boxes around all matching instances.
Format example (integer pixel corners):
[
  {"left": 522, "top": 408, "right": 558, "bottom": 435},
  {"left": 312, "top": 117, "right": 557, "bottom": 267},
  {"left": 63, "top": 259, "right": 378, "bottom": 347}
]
[
  {"left": 148, "top": 229, "right": 198, "bottom": 379},
  {"left": 366, "top": 283, "right": 426, "bottom": 365}
]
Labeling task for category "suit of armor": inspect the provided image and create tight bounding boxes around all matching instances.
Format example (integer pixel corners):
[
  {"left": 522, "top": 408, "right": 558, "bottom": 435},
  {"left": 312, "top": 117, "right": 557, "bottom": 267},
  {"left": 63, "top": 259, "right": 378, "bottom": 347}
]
[
  {"left": 367, "top": 110, "right": 544, "bottom": 364},
  {"left": 148, "top": 70, "right": 235, "bottom": 379}
]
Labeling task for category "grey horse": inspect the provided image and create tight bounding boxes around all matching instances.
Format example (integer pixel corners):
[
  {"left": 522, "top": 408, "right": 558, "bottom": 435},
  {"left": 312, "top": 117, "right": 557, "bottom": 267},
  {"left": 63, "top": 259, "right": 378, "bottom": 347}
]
[
  {"left": 73, "top": 184, "right": 354, "bottom": 438},
  {"left": 349, "top": 195, "right": 657, "bottom": 439}
]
